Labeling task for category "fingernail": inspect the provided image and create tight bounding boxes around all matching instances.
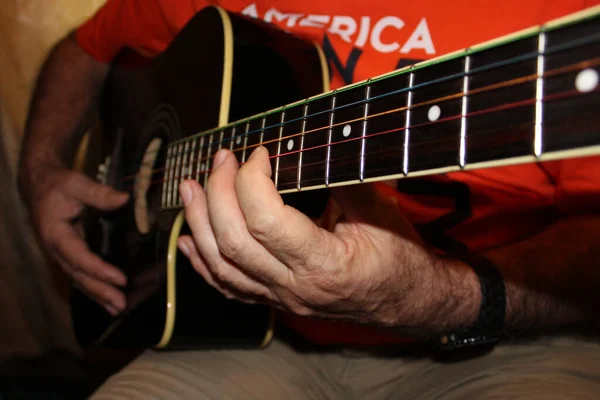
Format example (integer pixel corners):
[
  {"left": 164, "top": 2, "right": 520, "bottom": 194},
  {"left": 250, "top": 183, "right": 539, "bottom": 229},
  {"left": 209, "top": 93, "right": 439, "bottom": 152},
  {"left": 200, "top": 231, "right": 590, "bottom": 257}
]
[
  {"left": 213, "top": 149, "right": 228, "bottom": 169},
  {"left": 179, "top": 181, "right": 192, "bottom": 205},
  {"left": 178, "top": 239, "right": 190, "bottom": 257},
  {"left": 248, "top": 146, "right": 263, "bottom": 161},
  {"left": 105, "top": 304, "right": 119, "bottom": 316}
]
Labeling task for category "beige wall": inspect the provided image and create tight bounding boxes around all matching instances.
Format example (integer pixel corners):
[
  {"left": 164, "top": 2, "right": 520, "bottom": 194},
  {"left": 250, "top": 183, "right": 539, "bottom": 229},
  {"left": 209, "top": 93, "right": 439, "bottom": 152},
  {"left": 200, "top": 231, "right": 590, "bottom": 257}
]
[{"left": 0, "top": 0, "right": 105, "bottom": 360}]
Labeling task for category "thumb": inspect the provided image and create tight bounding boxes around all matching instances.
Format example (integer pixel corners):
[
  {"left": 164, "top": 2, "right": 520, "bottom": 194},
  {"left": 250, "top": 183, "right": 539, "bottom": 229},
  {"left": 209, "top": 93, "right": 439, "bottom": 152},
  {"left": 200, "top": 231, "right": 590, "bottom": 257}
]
[{"left": 66, "top": 172, "right": 129, "bottom": 211}]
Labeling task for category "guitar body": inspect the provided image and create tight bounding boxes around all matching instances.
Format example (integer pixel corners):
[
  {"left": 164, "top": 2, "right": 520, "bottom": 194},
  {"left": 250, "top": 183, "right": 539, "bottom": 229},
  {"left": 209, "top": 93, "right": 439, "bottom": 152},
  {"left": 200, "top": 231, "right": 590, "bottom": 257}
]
[{"left": 71, "top": 7, "right": 329, "bottom": 349}]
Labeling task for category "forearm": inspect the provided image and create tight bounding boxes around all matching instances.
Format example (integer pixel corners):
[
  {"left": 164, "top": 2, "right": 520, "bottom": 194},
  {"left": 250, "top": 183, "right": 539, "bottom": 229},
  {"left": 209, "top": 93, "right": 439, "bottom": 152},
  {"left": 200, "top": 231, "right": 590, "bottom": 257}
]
[
  {"left": 18, "top": 33, "right": 108, "bottom": 202},
  {"left": 430, "top": 214, "right": 600, "bottom": 336},
  {"left": 485, "top": 214, "right": 599, "bottom": 332}
]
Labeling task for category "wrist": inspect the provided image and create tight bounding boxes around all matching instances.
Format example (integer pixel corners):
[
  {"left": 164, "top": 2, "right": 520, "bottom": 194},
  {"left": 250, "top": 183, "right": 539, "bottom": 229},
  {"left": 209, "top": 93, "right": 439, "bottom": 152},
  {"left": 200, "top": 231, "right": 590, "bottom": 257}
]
[
  {"left": 380, "top": 250, "right": 482, "bottom": 338},
  {"left": 18, "top": 156, "right": 65, "bottom": 204},
  {"left": 436, "top": 254, "right": 509, "bottom": 351},
  {"left": 421, "top": 255, "right": 482, "bottom": 337}
]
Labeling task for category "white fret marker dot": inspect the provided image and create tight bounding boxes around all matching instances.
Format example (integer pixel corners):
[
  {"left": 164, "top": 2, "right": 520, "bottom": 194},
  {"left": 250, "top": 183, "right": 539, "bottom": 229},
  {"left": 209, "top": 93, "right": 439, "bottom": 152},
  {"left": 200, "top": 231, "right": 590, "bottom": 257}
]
[
  {"left": 428, "top": 105, "right": 441, "bottom": 122},
  {"left": 575, "top": 68, "right": 598, "bottom": 93},
  {"left": 235, "top": 136, "right": 242, "bottom": 145},
  {"left": 287, "top": 139, "right": 294, "bottom": 151},
  {"left": 343, "top": 124, "right": 352, "bottom": 137},
  {"left": 200, "top": 163, "right": 205, "bottom": 171}
]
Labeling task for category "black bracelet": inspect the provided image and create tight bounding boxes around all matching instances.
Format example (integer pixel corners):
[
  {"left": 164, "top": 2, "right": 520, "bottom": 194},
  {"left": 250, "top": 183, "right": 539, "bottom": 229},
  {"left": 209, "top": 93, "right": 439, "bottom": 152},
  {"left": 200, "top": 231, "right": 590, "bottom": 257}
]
[{"left": 436, "top": 254, "right": 506, "bottom": 351}]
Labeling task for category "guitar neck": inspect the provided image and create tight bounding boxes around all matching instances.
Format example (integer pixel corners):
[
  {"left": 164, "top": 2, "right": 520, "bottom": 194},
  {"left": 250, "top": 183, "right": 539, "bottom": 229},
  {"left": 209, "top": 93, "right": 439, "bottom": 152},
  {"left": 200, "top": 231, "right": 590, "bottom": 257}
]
[{"left": 161, "top": 6, "right": 600, "bottom": 209}]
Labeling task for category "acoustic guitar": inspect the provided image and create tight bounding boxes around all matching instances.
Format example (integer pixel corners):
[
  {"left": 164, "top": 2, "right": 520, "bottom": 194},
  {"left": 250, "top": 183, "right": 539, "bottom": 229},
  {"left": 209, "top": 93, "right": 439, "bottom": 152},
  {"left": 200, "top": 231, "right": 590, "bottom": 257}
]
[{"left": 71, "top": 6, "right": 600, "bottom": 350}]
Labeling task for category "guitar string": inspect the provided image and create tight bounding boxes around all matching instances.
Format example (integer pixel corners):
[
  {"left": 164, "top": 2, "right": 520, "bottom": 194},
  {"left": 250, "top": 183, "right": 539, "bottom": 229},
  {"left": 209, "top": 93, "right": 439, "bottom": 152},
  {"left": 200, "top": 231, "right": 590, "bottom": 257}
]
[
  {"left": 121, "top": 56, "right": 599, "bottom": 185},
  {"left": 184, "top": 57, "right": 599, "bottom": 167},
  {"left": 129, "top": 85, "right": 595, "bottom": 192},
  {"left": 173, "top": 31, "right": 599, "bottom": 153},
  {"left": 135, "top": 56, "right": 599, "bottom": 182},
  {"left": 119, "top": 31, "right": 600, "bottom": 176},
  {"left": 159, "top": 119, "right": 537, "bottom": 191},
  {"left": 126, "top": 53, "right": 526, "bottom": 175},
  {"left": 136, "top": 80, "right": 597, "bottom": 193}
]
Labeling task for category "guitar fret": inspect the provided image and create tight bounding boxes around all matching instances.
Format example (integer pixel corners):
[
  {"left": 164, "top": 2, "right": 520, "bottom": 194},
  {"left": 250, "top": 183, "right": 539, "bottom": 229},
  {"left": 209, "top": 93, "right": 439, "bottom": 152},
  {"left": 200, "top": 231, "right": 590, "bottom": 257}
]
[
  {"left": 229, "top": 126, "right": 236, "bottom": 151},
  {"left": 242, "top": 121, "right": 250, "bottom": 163},
  {"left": 274, "top": 111, "right": 285, "bottom": 188},
  {"left": 174, "top": 143, "right": 184, "bottom": 206},
  {"left": 534, "top": 32, "right": 546, "bottom": 157},
  {"left": 196, "top": 135, "right": 206, "bottom": 183},
  {"left": 182, "top": 140, "right": 190, "bottom": 181},
  {"left": 203, "top": 132, "right": 215, "bottom": 187},
  {"left": 218, "top": 129, "right": 225, "bottom": 151},
  {"left": 364, "top": 73, "right": 410, "bottom": 179},
  {"left": 403, "top": 72, "right": 414, "bottom": 175},
  {"left": 260, "top": 116, "right": 266, "bottom": 145},
  {"left": 460, "top": 55, "right": 471, "bottom": 168},
  {"left": 167, "top": 145, "right": 176, "bottom": 207},
  {"left": 359, "top": 83, "right": 371, "bottom": 181},
  {"left": 325, "top": 94, "right": 337, "bottom": 186},
  {"left": 189, "top": 137, "right": 197, "bottom": 179},
  {"left": 170, "top": 144, "right": 177, "bottom": 207},
  {"left": 162, "top": 146, "right": 173, "bottom": 208},
  {"left": 166, "top": 146, "right": 173, "bottom": 207},
  {"left": 179, "top": 142, "right": 186, "bottom": 205},
  {"left": 206, "top": 129, "right": 225, "bottom": 184},
  {"left": 408, "top": 58, "right": 464, "bottom": 172},
  {"left": 297, "top": 103, "right": 309, "bottom": 190},
  {"left": 330, "top": 87, "right": 367, "bottom": 184},
  {"left": 231, "top": 124, "right": 247, "bottom": 164}
]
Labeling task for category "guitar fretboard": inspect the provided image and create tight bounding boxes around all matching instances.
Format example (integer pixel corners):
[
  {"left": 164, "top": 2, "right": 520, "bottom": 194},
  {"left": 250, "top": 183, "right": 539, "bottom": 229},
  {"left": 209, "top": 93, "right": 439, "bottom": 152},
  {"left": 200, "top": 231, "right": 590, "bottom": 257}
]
[{"left": 160, "top": 6, "right": 600, "bottom": 209}]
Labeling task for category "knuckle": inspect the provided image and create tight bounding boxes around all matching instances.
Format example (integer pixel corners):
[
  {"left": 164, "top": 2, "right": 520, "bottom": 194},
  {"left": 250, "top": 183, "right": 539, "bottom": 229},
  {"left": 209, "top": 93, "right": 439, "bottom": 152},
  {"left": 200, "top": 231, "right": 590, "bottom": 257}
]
[
  {"left": 246, "top": 211, "right": 280, "bottom": 240},
  {"left": 71, "top": 255, "right": 93, "bottom": 276},
  {"left": 188, "top": 254, "right": 204, "bottom": 275},
  {"left": 257, "top": 287, "right": 272, "bottom": 299},
  {"left": 216, "top": 229, "right": 245, "bottom": 260},
  {"left": 71, "top": 270, "right": 84, "bottom": 282},
  {"left": 94, "top": 290, "right": 111, "bottom": 304},
  {"left": 86, "top": 284, "right": 111, "bottom": 303},
  {"left": 211, "top": 264, "right": 230, "bottom": 285},
  {"left": 73, "top": 272, "right": 95, "bottom": 294}
]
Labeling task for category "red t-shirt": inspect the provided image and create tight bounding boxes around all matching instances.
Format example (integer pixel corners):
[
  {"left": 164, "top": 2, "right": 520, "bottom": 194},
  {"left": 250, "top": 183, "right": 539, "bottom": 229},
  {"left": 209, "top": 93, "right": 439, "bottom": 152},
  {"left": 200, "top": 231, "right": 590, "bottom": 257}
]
[{"left": 76, "top": 0, "right": 600, "bottom": 345}]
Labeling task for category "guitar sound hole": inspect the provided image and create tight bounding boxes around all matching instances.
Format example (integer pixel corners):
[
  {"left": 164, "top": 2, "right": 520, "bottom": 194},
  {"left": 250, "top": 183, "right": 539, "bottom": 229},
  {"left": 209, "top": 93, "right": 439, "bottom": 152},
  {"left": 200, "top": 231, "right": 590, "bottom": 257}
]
[{"left": 134, "top": 138, "right": 163, "bottom": 234}]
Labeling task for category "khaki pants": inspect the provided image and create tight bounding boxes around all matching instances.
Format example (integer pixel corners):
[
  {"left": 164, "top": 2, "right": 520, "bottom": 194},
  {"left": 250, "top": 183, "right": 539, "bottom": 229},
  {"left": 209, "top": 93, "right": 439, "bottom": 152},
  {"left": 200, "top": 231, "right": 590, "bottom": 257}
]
[{"left": 91, "top": 334, "right": 600, "bottom": 399}]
